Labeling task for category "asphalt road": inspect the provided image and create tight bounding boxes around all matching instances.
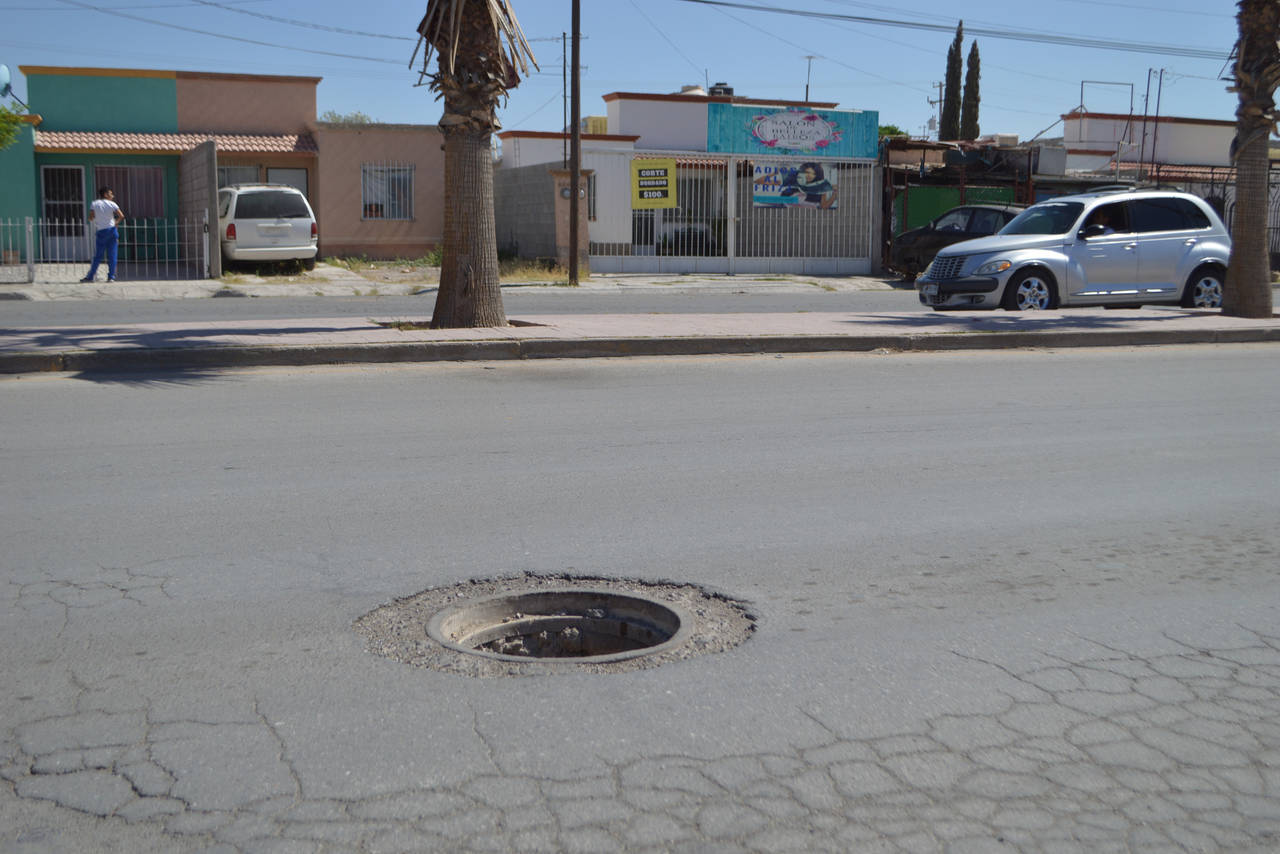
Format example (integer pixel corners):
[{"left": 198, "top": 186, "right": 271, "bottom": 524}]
[{"left": 3, "top": 345, "right": 1279, "bottom": 853}]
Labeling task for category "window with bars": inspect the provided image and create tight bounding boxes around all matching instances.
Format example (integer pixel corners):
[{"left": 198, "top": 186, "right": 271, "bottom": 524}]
[
  {"left": 361, "top": 163, "right": 414, "bottom": 220},
  {"left": 94, "top": 165, "right": 165, "bottom": 219}
]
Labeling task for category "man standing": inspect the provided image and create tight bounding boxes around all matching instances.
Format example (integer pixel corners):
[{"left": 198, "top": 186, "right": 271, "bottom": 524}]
[{"left": 82, "top": 187, "right": 125, "bottom": 282}]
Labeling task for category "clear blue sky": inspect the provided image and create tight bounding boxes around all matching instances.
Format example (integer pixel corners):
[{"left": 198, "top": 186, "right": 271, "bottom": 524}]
[{"left": 1, "top": 0, "right": 1239, "bottom": 143}]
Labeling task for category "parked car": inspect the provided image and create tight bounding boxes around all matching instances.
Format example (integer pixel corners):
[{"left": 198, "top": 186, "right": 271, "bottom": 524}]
[
  {"left": 217, "top": 184, "right": 318, "bottom": 269},
  {"left": 888, "top": 203, "right": 1024, "bottom": 278},
  {"left": 916, "top": 188, "right": 1230, "bottom": 311}
]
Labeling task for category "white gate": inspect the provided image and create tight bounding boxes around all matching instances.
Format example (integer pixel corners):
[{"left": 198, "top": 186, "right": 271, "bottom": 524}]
[
  {"left": 40, "top": 165, "right": 91, "bottom": 263},
  {"left": 586, "top": 152, "right": 877, "bottom": 275}
]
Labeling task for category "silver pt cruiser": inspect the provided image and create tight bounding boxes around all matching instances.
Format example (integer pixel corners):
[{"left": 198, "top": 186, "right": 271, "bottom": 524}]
[{"left": 916, "top": 188, "right": 1231, "bottom": 311}]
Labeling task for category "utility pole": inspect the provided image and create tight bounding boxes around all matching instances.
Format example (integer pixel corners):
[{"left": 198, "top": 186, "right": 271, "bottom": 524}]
[
  {"left": 927, "top": 82, "right": 944, "bottom": 140},
  {"left": 804, "top": 56, "right": 816, "bottom": 102},
  {"left": 568, "top": 0, "right": 581, "bottom": 286}
]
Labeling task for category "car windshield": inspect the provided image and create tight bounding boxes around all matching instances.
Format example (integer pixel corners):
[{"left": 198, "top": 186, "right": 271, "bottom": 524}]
[
  {"left": 234, "top": 191, "right": 310, "bottom": 219},
  {"left": 1000, "top": 202, "right": 1085, "bottom": 235}
]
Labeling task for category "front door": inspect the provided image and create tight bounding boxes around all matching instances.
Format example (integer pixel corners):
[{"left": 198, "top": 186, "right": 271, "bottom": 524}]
[{"left": 40, "top": 166, "right": 90, "bottom": 262}]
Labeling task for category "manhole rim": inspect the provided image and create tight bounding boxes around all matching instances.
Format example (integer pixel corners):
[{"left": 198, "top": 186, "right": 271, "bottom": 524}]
[{"left": 425, "top": 586, "right": 696, "bottom": 664}]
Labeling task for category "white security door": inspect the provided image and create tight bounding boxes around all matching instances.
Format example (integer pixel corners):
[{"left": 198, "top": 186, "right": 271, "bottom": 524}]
[{"left": 40, "top": 165, "right": 90, "bottom": 262}]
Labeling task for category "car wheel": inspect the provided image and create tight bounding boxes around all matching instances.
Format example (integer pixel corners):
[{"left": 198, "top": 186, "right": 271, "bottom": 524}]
[
  {"left": 1181, "top": 264, "right": 1224, "bottom": 308},
  {"left": 1001, "top": 269, "right": 1058, "bottom": 311},
  {"left": 302, "top": 257, "right": 317, "bottom": 271}
]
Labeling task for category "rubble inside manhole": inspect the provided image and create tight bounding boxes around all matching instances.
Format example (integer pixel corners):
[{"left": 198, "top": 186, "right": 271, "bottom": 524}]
[{"left": 354, "top": 574, "right": 756, "bottom": 676}]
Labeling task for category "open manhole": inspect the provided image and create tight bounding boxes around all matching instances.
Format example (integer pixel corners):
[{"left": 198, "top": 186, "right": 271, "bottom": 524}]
[{"left": 355, "top": 574, "right": 755, "bottom": 676}]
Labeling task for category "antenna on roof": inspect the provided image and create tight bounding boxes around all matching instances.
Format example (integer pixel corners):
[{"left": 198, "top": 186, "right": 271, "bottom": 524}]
[{"left": 0, "top": 64, "right": 29, "bottom": 108}]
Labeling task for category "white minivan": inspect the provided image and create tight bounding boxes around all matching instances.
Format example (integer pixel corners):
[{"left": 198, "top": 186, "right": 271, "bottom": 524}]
[{"left": 217, "top": 184, "right": 318, "bottom": 269}]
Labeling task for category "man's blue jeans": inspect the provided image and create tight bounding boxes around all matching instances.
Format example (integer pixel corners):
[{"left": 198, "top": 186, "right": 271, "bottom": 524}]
[{"left": 86, "top": 226, "right": 119, "bottom": 281}]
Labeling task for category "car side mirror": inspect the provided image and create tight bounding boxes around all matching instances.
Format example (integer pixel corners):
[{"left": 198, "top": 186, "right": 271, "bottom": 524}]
[{"left": 1080, "top": 223, "right": 1108, "bottom": 239}]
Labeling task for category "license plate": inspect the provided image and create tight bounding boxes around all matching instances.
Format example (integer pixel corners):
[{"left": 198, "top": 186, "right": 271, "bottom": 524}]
[{"left": 921, "top": 283, "right": 938, "bottom": 297}]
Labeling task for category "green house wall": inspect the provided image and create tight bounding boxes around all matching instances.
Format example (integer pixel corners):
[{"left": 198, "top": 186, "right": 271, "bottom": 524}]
[
  {"left": 28, "top": 73, "right": 178, "bottom": 133},
  {"left": 0, "top": 122, "right": 38, "bottom": 221}
]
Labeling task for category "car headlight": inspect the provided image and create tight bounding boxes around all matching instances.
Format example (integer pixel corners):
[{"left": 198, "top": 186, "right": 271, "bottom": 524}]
[{"left": 973, "top": 259, "right": 1012, "bottom": 276}]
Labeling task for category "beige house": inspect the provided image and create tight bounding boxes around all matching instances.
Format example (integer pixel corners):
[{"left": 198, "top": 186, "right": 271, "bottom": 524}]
[{"left": 310, "top": 123, "right": 444, "bottom": 260}]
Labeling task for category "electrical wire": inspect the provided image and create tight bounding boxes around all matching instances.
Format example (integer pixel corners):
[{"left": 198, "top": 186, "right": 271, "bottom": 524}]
[
  {"left": 188, "top": 0, "right": 414, "bottom": 41},
  {"left": 1, "top": 0, "right": 268, "bottom": 8},
  {"left": 627, "top": 0, "right": 704, "bottom": 77},
  {"left": 677, "top": 0, "right": 1230, "bottom": 61},
  {"left": 53, "top": 0, "right": 403, "bottom": 64}
]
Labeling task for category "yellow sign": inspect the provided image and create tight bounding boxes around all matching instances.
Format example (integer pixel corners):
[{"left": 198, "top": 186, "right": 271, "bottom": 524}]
[{"left": 631, "top": 159, "right": 678, "bottom": 209}]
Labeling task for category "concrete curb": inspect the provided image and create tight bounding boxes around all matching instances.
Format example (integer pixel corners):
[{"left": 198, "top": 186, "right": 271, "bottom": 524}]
[{"left": 4, "top": 325, "right": 1278, "bottom": 374}]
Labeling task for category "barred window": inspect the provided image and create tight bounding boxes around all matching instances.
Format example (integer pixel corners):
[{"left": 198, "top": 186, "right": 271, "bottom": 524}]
[
  {"left": 96, "top": 165, "right": 165, "bottom": 218},
  {"left": 362, "top": 163, "right": 414, "bottom": 220}
]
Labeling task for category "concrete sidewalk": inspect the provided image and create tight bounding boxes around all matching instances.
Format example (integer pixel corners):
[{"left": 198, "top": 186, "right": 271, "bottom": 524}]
[
  {"left": 0, "top": 268, "right": 900, "bottom": 301},
  {"left": 2, "top": 305, "right": 1278, "bottom": 374}
]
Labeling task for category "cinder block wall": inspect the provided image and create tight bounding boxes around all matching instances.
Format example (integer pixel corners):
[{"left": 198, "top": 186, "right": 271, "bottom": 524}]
[
  {"left": 178, "top": 140, "right": 219, "bottom": 277},
  {"left": 494, "top": 164, "right": 556, "bottom": 259}
]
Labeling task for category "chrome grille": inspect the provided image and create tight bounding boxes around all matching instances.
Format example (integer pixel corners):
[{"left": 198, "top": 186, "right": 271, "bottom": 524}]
[{"left": 929, "top": 255, "right": 967, "bottom": 280}]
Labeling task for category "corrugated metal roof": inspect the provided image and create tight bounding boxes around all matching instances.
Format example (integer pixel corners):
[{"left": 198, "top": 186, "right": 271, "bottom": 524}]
[{"left": 33, "top": 130, "right": 317, "bottom": 154}]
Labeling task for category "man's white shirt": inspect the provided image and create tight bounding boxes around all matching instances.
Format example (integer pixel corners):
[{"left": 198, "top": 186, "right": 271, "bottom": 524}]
[{"left": 90, "top": 198, "right": 120, "bottom": 231}]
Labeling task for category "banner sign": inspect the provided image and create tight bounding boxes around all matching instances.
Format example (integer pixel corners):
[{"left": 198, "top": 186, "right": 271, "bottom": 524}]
[
  {"left": 631, "top": 158, "right": 678, "bottom": 209},
  {"left": 707, "top": 103, "right": 878, "bottom": 159},
  {"left": 752, "top": 162, "right": 839, "bottom": 209}
]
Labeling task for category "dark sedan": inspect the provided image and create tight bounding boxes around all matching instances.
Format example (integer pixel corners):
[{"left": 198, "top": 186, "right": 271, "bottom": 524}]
[{"left": 888, "top": 203, "right": 1024, "bottom": 279}]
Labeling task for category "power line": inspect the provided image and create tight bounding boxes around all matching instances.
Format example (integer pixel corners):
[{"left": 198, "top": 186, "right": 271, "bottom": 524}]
[
  {"left": 188, "top": 0, "right": 415, "bottom": 41},
  {"left": 627, "top": 0, "right": 704, "bottom": 77},
  {"left": 677, "top": 0, "right": 1230, "bottom": 61},
  {"left": 53, "top": 0, "right": 403, "bottom": 64},
  {"left": 0, "top": 0, "right": 268, "bottom": 8}
]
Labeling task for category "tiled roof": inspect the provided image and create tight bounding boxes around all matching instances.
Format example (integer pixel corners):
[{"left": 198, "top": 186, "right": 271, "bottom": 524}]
[{"left": 33, "top": 130, "right": 317, "bottom": 154}]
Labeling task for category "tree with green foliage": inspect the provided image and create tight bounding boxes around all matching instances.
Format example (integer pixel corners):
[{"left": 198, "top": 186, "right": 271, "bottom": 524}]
[
  {"left": 0, "top": 101, "right": 26, "bottom": 150},
  {"left": 319, "top": 110, "right": 375, "bottom": 125},
  {"left": 939, "top": 21, "right": 963, "bottom": 141},
  {"left": 414, "top": 0, "right": 536, "bottom": 328},
  {"left": 1224, "top": 0, "right": 1278, "bottom": 318},
  {"left": 960, "top": 41, "right": 980, "bottom": 140},
  {"left": 878, "top": 124, "right": 907, "bottom": 137}
]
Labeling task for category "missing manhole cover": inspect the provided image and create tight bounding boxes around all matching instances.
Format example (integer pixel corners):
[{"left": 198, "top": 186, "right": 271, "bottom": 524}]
[{"left": 355, "top": 574, "right": 755, "bottom": 676}]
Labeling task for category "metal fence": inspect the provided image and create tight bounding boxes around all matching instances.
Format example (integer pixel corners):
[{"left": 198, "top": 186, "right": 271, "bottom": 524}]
[
  {"left": 0, "top": 215, "right": 209, "bottom": 284},
  {"left": 585, "top": 153, "right": 878, "bottom": 275}
]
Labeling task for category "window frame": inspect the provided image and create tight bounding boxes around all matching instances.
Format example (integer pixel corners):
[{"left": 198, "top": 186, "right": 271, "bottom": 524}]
[{"left": 361, "top": 163, "right": 415, "bottom": 222}]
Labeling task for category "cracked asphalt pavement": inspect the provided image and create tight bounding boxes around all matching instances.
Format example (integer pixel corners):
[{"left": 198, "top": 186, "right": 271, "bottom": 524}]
[{"left": 3, "top": 348, "right": 1279, "bottom": 853}]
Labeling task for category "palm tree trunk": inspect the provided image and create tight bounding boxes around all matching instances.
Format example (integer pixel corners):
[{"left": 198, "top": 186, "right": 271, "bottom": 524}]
[
  {"left": 1226, "top": 125, "right": 1272, "bottom": 317},
  {"left": 1225, "top": 0, "right": 1279, "bottom": 318},
  {"left": 432, "top": 123, "right": 506, "bottom": 328}
]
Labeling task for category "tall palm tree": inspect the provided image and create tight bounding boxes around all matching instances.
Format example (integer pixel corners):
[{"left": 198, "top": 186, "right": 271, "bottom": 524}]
[
  {"left": 1225, "top": 0, "right": 1278, "bottom": 318},
  {"left": 415, "top": 0, "right": 536, "bottom": 328}
]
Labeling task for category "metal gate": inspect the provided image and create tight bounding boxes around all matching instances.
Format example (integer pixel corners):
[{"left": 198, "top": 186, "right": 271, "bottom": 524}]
[
  {"left": 587, "top": 152, "right": 877, "bottom": 275},
  {"left": 0, "top": 215, "right": 210, "bottom": 284},
  {"left": 40, "top": 166, "right": 89, "bottom": 263}
]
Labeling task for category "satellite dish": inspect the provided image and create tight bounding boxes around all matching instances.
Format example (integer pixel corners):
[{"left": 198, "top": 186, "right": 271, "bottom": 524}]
[{"left": 0, "top": 63, "right": 29, "bottom": 107}]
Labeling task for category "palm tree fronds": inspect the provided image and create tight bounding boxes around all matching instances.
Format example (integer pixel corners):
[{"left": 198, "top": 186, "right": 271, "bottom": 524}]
[{"left": 415, "top": 0, "right": 538, "bottom": 79}]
